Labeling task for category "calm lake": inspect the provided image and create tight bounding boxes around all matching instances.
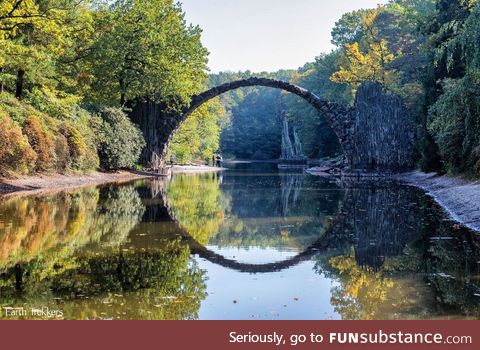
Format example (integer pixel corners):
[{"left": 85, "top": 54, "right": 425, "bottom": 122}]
[{"left": 1, "top": 162, "right": 480, "bottom": 320}]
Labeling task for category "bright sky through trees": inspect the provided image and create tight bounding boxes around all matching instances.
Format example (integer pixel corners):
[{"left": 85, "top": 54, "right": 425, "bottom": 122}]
[{"left": 181, "top": 0, "right": 387, "bottom": 72}]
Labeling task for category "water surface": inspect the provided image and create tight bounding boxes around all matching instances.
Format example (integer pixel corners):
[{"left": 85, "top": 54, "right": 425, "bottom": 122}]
[{"left": 1, "top": 162, "right": 479, "bottom": 320}]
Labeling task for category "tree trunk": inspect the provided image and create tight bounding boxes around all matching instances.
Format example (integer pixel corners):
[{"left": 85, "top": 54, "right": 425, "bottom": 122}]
[
  {"left": 119, "top": 78, "right": 126, "bottom": 106},
  {"left": 15, "top": 69, "right": 25, "bottom": 99}
]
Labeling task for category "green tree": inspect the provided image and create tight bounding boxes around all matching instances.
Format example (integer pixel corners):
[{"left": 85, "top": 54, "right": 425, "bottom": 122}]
[
  {"left": 0, "top": 0, "right": 94, "bottom": 99},
  {"left": 284, "top": 53, "right": 348, "bottom": 158},
  {"left": 170, "top": 99, "right": 225, "bottom": 164},
  {"left": 425, "top": 1, "right": 480, "bottom": 175},
  {"left": 214, "top": 70, "right": 296, "bottom": 160},
  {"left": 87, "top": 0, "right": 208, "bottom": 107}
]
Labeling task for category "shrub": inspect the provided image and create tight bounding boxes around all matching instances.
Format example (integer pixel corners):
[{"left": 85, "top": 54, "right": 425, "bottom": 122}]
[
  {"left": 60, "top": 123, "right": 92, "bottom": 172},
  {"left": 0, "top": 114, "right": 37, "bottom": 176},
  {"left": 0, "top": 92, "right": 99, "bottom": 174},
  {"left": 54, "top": 134, "right": 71, "bottom": 172},
  {"left": 23, "top": 116, "right": 55, "bottom": 172},
  {"left": 91, "top": 108, "right": 145, "bottom": 170},
  {"left": 59, "top": 122, "right": 100, "bottom": 172},
  {"left": 0, "top": 93, "right": 42, "bottom": 124}
]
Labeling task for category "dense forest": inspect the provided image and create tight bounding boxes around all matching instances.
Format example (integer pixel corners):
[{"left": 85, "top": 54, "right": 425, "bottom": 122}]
[{"left": 1, "top": 0, "right": 480, "bottom": 177}]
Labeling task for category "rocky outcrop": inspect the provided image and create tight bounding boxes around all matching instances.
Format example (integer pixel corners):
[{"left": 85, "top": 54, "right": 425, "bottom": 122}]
[{"left": 348, "top": 82, "right": 415, "bottom": 172}]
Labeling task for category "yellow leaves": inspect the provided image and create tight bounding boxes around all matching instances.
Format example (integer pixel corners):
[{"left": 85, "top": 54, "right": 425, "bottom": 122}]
[
  {"left": 0, "top": 0, "right": 37, "bottom": 32},
  {"left": 363, "top": 9, "right": 377, "bottom": 26},
  {"left": 331, "top": 39, "right": 397, "bottom": 87},
  {"left": 331, "top": 6, "right": 399, "bottom": 90},
  {"left": 0, "top": 113, "right": 37, "bottom": 176},
  {"left": 329, "top": 253, "right": 395, "bottom": 319}
]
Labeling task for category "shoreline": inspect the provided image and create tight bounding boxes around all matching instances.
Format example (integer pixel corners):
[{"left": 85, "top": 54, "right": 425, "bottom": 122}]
[
  {"left": 397, "top": 171, "right": 480, "bottom": 233},
  {"left": 2, "top": 165, "right": 479, "bottom": 234},
  {"left": 307, "top": 168, "right": 480, "bottom": 233},
  {"left": 0, "top": 171, "right": 154, "bottom": 198},
  {"left": 0, "top": 165, "right": 224, "bottom": 197}
]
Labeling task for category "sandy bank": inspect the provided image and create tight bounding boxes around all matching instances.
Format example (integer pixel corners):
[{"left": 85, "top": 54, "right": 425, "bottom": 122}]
[
  {"left": 0, "top": 171, "right": 154, "bottom": 197},
  {"left": 398, "top": 171, "right": 480, "bottom": 232},
  {"left": 0, "top": 165, "right": 226, "bottom": 197}
]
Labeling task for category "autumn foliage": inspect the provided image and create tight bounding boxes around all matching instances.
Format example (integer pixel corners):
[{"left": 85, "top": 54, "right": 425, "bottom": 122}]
[
  {"left": 0, "top": 114, "right": 36, "bottom": 176},
  {"left": 331, "top": 8, "right": 398, "bottom": 89},
  {"left": 23, "top": 115, "right": 54, "bottom": 172},
  {"left": 0, "top": 94, "right": 99, "bottom": 176}
]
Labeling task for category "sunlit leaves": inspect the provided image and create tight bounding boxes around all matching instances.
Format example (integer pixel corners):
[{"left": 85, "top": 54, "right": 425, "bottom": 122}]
[
  {"left": 331, "top": 40, "right": 397, "bottom": 87},
  {"left": 170, "top": 99, "right": 225, "bottom": 163},
  {"left": 331, "top": 8, "right": 399, "bottom": 90},
  {"left": 87, "top": 0, "right": 208, "bottom": 107}
]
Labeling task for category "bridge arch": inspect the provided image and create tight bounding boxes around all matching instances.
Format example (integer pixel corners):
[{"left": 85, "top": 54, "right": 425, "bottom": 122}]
[
  {"left": 155, "top": 77, "right": 354, "bottom": 171},
  {"left": 158, "top": 184, "right": 348, "bottom": 274}
]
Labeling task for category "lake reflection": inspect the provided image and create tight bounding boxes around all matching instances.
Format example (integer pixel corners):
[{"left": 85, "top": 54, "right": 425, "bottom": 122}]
[{"left": 0, "top": 162, "right": 480, "bottom": 319}]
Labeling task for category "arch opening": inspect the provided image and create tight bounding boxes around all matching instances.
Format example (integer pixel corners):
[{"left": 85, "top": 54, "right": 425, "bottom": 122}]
[{"left": 157, "top": 77, "right": 354, "bottom": 171}]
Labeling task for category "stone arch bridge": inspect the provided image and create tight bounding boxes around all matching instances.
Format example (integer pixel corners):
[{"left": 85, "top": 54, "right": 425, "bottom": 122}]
[{"left": 129, "top": 77, "right": 415, "bottom": 174}]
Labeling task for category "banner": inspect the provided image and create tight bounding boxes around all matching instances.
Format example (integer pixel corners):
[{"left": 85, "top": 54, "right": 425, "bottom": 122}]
[{"left": 0, "top": 321, "right": 477, "bottom": 350}]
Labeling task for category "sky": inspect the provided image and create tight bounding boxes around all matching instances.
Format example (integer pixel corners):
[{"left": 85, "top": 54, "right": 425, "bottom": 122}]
[{"left": 180, "top": 0, "right": 387, "bottom": 73}]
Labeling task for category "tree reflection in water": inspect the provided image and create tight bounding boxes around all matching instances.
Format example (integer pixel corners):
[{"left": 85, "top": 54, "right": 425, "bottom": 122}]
[
  {"left": 0, "top": 170, "right": 480, "bottom": 320},
  {"left": 0, "top": 184, "right": 207, "bottom": 320},
  {"left": 197, "top": 171, "right": 346, "bottom": 252},
  {"left": 316, "top": 183, "right": 480, "bottom": 319},
  {"left": 167, "top": 173, "right": 228, "bottom": 245}
]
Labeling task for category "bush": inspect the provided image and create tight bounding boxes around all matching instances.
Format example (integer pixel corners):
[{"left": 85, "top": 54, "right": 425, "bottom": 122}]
[
  {"left": 23, "top": 116, "right": 55, "bottom": 172},
  {"left": 0, "top": 93, "right": 43, "bottom": 124},
  {"left": 60, "top": 123, "right": 98, "bottom": 172},
  {"left": 0, "top": 114, "right": 37, "bottom": 176},
  {"left": 54, "top": 134, "right": 71, "bottom": 172},
  {"left": 0, "top": 92, "right": 102, "bottom": 175},
  {"left": 91, "top": 108, "right": 145, "bottom": 170}
]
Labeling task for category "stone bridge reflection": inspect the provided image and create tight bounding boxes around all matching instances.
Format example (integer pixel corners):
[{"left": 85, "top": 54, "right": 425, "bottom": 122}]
[{"left": 146, "top": 177, "right": 420, "bottom": 274}]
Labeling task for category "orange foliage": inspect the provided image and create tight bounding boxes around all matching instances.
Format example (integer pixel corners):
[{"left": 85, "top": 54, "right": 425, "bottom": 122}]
[
  {"left": 0, "top": 114, "right": 37, "bottom": 176},
  {"left": 23, "top": 115, "right": 54, "bottom": 172}
]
